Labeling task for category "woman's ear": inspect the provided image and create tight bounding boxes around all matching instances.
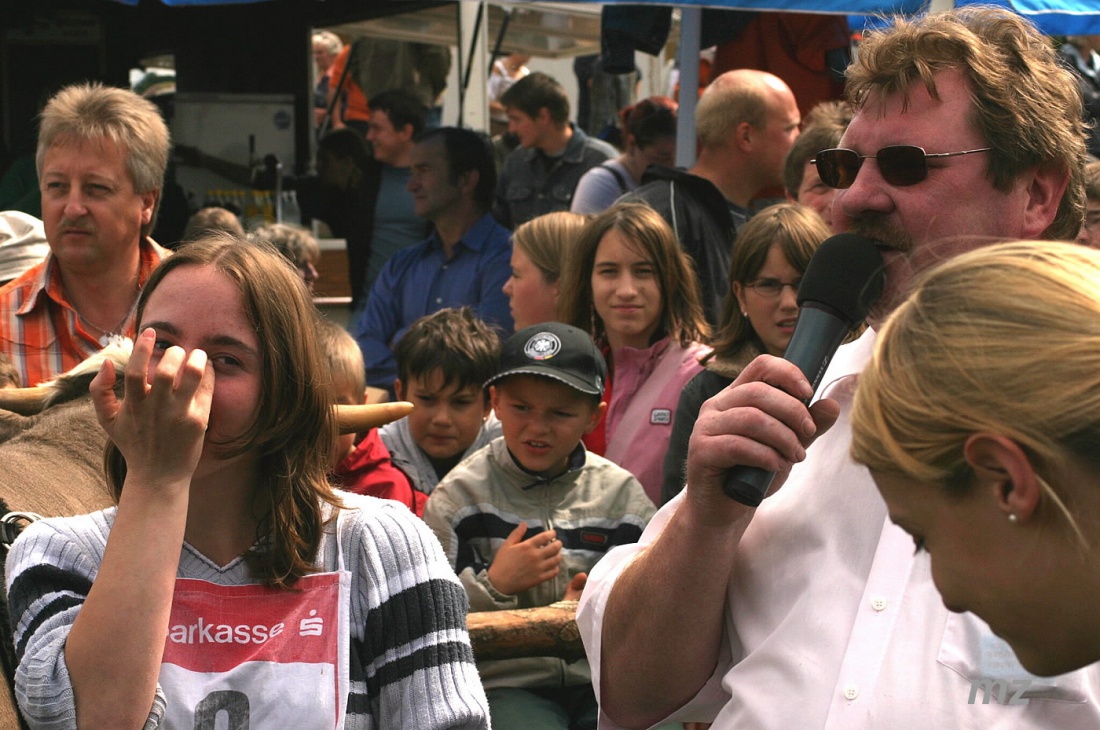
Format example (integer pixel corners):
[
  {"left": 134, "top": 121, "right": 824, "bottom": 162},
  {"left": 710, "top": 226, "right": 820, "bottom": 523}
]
[
  {"left": 963, "top": 432, "right": 1042, "bottom": 522},
  {"left": 733, "top": 281, "right": 748, "bottom": 315}
]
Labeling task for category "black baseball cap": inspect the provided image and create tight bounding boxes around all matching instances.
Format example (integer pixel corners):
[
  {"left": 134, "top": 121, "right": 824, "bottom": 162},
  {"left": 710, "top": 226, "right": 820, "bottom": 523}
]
[{"left": 485, "top": 322, "right": 608, "bottom": 396}]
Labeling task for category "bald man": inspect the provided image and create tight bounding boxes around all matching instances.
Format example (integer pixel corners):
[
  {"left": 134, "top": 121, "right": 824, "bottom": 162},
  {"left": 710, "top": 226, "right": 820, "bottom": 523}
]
[{"left": 622, "top": 69, "right": 801, "bottom": 325}]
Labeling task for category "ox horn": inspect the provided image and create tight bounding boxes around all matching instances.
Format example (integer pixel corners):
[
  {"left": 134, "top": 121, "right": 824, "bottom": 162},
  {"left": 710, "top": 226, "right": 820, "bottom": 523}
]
[
  {"left": 0, "top": 386, "right": 52, "bottom": 416},
  {"left": 337, "top": 401, "right": 413, "bottom": 433}
]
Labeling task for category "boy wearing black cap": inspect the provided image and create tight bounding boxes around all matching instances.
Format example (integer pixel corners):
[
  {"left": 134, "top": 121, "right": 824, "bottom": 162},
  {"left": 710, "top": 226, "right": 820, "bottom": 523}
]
[{"left": 423, "top": 322, "right": 656, "bottom": 729}]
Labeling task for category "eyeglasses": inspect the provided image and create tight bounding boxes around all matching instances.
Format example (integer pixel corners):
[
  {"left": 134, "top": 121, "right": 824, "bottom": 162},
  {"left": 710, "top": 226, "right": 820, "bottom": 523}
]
[
  {"left": 811, "top": 145, "right": 992, "bottom": 189},
  {"left": 745, "top": 278, "right": 800, "bottom": 298}
]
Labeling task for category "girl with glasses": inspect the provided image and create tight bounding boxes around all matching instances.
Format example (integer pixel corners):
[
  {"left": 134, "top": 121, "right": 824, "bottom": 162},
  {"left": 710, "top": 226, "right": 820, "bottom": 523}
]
[
  {"left": 559, "top": 203, "right": 711, "bottom": 504},
  {"left": 661, "top": 203, "right": 831, "bottom": 504}
]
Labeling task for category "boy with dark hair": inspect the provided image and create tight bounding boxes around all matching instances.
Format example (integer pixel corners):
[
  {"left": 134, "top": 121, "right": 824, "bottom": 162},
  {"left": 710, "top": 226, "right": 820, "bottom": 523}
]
[
  {"left": 380, "top": 307, "right": 503, "bottom": 495},
  {"left": 492, "top": 72, "right": 616, "bottom": 230},
  {"left": 423, "top": 321, "right": 655, "bottom": 729}
]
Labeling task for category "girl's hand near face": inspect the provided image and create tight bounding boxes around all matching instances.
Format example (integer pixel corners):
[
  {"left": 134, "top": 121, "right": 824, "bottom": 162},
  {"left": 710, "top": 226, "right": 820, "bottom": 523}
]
[
  {"left": 70, "top": 327, "right": 216, "bottom": 727},
  {"left": 90, "top": 327, "right": 215, "bottom": 491}
]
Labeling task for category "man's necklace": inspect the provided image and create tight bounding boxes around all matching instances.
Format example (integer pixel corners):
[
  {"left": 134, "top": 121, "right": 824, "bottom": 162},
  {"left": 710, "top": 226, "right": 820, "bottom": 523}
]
[{"left": 76, "top": 299, "right": 138, "bottom": 347}]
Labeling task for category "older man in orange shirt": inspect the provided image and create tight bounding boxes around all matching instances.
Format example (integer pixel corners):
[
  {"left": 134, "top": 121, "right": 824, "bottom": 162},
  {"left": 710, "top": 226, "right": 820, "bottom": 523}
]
[{"left": 0, "top": 83, "right": 170, "bottom": 386}]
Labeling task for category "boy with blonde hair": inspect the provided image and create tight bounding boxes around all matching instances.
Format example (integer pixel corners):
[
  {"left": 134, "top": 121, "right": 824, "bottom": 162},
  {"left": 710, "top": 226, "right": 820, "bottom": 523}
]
[{"left": 317, "top": 318, "right": 424, "bottom": 515}]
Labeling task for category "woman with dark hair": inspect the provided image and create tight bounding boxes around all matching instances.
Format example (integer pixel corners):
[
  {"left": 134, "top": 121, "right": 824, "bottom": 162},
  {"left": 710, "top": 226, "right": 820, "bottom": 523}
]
[
  {"left": 6, "top": 233, "right": 489, "bottom": 728},
  {"left": 559, "top": 203, "right": 710, "bottom": 503},
  {"left": 570, "top": 96, "right": 678, "bottom": 214},
  {"left": 661, "top": 203, "right": 830, "bottom": 504}
]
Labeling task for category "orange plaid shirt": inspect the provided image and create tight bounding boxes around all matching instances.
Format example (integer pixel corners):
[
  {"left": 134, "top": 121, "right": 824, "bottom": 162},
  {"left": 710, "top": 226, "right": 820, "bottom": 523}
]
[{"left": 0, "top": 238, "right": 169, "bottom": 387}]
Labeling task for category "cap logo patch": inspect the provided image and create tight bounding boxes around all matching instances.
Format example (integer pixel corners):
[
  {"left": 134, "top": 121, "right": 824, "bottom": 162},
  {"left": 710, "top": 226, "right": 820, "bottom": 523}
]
[{"left": 524, "top": 332, "right": 562, "bottom": 361}]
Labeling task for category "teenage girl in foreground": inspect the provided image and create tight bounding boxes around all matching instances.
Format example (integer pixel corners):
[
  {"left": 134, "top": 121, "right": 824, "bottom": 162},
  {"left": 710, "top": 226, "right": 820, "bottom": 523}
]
[{"left": 6, "top": 234, "right": 489, "bottom": 728}]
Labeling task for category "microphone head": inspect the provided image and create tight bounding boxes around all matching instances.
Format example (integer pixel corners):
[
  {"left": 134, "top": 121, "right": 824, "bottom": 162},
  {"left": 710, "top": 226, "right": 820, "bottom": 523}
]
[{"left": 797, "top": 233, "right": 886, "bottom": 325}]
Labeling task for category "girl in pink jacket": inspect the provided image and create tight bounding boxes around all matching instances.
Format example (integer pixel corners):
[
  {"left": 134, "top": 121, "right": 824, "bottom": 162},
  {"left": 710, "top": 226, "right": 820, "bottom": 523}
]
[{"left": 560, "top": 203, "right": 711, "bottom": 502}]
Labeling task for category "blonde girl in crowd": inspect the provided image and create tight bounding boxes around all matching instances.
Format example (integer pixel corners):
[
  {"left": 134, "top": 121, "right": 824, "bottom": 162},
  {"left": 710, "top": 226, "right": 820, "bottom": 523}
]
[
  {"left": 502, "top": 211, "right": 589, "bottom": 329},
  {"left": 559, "top": 203, "right": 710, "bottom": 503},
  {"left": 851, "top": 240, "right": 1100, "bottom": 678},
  {"left": 5, "top": 234, "right": 489, "bottom": 728}
]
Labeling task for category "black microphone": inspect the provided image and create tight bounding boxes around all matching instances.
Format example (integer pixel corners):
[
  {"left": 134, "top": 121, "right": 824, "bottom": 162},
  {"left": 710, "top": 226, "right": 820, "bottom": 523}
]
[{"left": 721, "top": 233, "right": 886, "bottom": 506}]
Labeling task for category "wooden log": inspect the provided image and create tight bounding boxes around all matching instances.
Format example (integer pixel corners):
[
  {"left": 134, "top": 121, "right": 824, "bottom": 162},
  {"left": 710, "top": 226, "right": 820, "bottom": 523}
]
[{"left": 467, "top": 601, "right": 585, "bottom": 663}]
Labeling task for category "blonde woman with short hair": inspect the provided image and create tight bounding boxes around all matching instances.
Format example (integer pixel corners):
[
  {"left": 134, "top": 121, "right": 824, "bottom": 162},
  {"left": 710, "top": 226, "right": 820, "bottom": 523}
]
[
  {"left": 851, "top": 240, "right": 1100, "bottom": 677},
  {"left": 503, "top": 211, "right": 589, "bottom": 329}
]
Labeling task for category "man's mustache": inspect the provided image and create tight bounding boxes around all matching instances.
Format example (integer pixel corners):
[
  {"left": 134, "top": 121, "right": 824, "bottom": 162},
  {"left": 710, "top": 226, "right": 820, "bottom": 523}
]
[
  {"left": 57, "top": 219, "right": 95, "bottom": 234},
  {"left": 845, "top": 215, "right": 912, "bottom": 253}
]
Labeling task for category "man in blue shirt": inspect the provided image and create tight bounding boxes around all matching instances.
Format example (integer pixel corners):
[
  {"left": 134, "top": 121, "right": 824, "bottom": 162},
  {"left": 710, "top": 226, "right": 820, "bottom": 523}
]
[{"left": 354, "top": 127, "right": 514, "bottom": 394}]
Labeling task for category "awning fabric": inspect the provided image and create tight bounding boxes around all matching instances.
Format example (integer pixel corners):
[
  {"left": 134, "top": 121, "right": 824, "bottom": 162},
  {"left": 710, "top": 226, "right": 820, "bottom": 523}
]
[{"left": 106, "top": 0, "right": 1100, "bottom": 38}]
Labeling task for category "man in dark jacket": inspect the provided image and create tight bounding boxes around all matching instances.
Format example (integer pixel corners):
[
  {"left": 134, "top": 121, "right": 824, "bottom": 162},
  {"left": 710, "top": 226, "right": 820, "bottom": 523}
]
[
  {"left": 623, "top": 69, "right": 800, "bottom": 325},
  {"left": 492, "top": 72, "right": 616, "bottom": 230}
]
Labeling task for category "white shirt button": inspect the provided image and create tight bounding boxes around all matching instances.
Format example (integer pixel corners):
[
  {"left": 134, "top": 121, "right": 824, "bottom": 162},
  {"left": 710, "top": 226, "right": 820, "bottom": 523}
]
[
  {"left": 844, "top": 685, "right": 859, "bottom": 700},
  {"left": 871, "top": 598, "right": 887, "bottom": 611},
  {"left": 435, "top": 297, "right": 443, "bottom": 304}
]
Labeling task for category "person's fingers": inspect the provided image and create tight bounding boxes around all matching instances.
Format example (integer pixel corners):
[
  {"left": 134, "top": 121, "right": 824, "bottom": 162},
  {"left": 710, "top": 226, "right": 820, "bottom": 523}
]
[
  {"left": 695, "top": 391, "right": 808, "bottom": 467},
  {"left": 528, "top": 529, "right": 556, "bottom": 549},
  {"left": 566, "top": 572, "right": 588, "bottom": 596},
  {"left": 536, "top": 564, "right": 561, "bottom": 583},
  {"left": 125, "top": 328, "right": 157, "bottom": 403},
  {"left": 503, "top": 521, "right": 528, "bottom": 546},
  {"left": 144, "top": 345, "right": 188, "bottom": 418},
  {"left": 726, "top": 355, "right": 813, "bottom": 401},
  {"left": 89, "top": 358, "right": 120, "bottom": 429},
  {"left": 181, "top": 350, "right": 213, "bottom": 431},
  {"left": 804, "top": 398, "right": 842, "bottom": 448},
  {"left": 174, "top": 347, "right": 208, "bottom": 392}
]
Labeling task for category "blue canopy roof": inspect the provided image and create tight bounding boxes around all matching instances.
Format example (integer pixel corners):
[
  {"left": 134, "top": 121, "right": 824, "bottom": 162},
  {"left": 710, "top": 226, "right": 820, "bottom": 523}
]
[{"left": 530, "top": 0, "right": 1100, "bottom": 34}]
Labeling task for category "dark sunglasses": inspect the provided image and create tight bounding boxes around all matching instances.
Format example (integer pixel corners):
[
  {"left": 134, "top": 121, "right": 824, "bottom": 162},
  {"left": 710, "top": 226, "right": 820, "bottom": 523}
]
[{"left": 812, "top": 145, "right": 992, "bottom": 189}]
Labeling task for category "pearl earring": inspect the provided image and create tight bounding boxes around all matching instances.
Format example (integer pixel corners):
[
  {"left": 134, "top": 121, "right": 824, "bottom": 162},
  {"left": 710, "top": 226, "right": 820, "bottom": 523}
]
[{"left": 1007, "top": 513, "right": 1018, "bottom": 524}]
